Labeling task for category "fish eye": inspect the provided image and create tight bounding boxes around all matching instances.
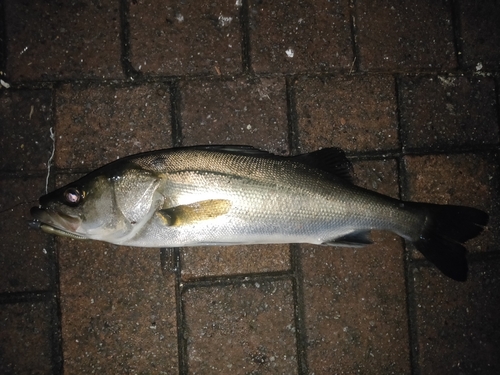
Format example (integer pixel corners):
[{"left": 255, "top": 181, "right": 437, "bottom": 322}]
[{"left": 63, "top": 188, "right": 82, "bottom": 205}]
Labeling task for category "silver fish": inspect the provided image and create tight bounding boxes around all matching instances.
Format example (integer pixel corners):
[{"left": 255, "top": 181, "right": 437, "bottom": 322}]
[{"left": 30, "top": 146, "right": 488, "bottom": 281}]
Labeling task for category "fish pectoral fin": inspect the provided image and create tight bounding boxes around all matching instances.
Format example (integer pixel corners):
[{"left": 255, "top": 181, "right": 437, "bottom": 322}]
[
  {"left": 322, "top": 231, "right": 373, "bottom": 247},
  {"left": 156, "top": 199, "right": 232, "bottom": 226}
]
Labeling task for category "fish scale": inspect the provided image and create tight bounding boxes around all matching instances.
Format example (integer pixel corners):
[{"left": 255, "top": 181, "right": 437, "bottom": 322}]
[{"left": 131, "top": 155, "right": 414, "bottom": 247}]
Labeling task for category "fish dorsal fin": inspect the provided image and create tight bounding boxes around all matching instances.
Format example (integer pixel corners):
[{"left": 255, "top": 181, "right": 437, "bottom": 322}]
[
  {"left": 157, "top": 199, "right": 232, "bottom": 226},
  {"left": 293, "top": 148, "right": 353, "bottom": 183}
]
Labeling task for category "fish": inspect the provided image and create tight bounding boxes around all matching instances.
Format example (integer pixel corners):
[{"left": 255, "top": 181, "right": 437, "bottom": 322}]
[{"left": 30, "top": 146, "right": 488, "bottom": 281}]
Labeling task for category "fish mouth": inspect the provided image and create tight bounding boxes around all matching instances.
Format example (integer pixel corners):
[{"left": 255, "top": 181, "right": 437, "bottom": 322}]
[{"left": 30, "top": 207, "right": 86, "bottom": 240}]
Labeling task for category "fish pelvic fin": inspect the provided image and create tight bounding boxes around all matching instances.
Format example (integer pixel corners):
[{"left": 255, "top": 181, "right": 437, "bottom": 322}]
[
  {"left": 157, "top": 199, "right": 232, "bottom": 226},
  {"left": 408, "top": 203, "right": 488, "bottom": 282}
]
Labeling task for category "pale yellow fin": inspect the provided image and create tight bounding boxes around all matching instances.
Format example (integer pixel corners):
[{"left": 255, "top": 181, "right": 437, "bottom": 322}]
[{"left": 157, "top": 199, "right": 232, "bottom": 226}]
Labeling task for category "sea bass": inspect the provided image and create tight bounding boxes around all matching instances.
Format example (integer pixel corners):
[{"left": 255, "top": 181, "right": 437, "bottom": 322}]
[{"left": 30, "top": 146, "right": 488, "bottom": 281}]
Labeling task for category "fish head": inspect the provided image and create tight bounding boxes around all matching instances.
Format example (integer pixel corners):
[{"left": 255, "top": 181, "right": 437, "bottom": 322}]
[{"left": 30, "top": 161, "right": 162, "bottom": 242}]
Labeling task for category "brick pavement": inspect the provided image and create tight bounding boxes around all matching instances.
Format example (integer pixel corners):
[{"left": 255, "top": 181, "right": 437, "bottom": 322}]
[{"left": 1, "top": 1, "right": 499, "bottom": 374}]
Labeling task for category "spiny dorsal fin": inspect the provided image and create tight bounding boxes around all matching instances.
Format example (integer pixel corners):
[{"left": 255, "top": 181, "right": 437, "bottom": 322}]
[{"left": 157, "top": 199, "right": 232, "bottom": 226}]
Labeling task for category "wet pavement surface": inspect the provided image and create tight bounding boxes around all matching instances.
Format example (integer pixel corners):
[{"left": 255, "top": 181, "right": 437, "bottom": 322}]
[{"left": 1, "top": 1, "right": 499, "bottom": 374}]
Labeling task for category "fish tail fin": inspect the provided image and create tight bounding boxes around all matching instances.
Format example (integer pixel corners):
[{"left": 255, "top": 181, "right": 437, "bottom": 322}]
[{"left": 407, "top": 203, "right": 488, "bottom": 281}]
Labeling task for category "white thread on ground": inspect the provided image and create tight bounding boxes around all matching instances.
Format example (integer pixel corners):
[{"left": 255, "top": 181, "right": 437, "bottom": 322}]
[{"left": 45, "top": 127, "right": 55, "bottom": 194}]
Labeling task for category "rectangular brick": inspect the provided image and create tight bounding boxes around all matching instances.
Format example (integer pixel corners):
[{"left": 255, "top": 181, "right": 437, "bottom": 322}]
[
  {"left": 413, "top": 259, "right": 500, "bottom": 374},
  {"left": 301, "top": 238, "right": 410, "bottom": 374},
  {"left": 399, "top": 76, "right": 498, "bottom": 151},
  {"left": 55, "top": 83, "right": 171, "bottom": 170},
  {"left": 181, "top": 245, "right": 290, "bottom": 281},
  {"left": 0, "top": 89, "right": 53, "bottom": 172},
  {"left": 0, "top": 301, "right": 54, "bottom": 375},
  {"left": 249, "top": 0, "right": 353, "bottom": 73},
  {"left": 295, "top": 76, "right": 398, "bottom": 153},
  {"left": 5, "top": 0, "right": 122, "bottom": 81},
  {"left": 180, "top": 77, "right": 289, "bottom": 154},
  {"left": 58, "top": 239, "right": 178, "bottom": 374},
  {"left": 0, "top": 176, "right": 52, "bottom": 292},
  {"left": 183, "top": 280, "right": 298, "bottom": 374},
  {"left": 355, "top": 0, "right": 456, "bottom": 71},
  {"left": 129, "top": 0, "right": 242, "bottom": 76}
]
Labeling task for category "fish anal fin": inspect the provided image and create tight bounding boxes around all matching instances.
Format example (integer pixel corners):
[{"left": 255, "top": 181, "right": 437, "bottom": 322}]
[
  {"left": 322, "top": 231, "right": 373, "bottom": 247},
  {"left": 157, "top": 199, "right": 232, "bottom": 226}
]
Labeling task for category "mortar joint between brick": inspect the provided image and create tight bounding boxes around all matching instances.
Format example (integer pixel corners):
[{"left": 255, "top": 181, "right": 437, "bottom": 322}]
[
  {"left": 0, "top": 290, "right": 52, "bottom": 304},
  {"left": 404, "top": 255, "right": 421, "bottom": 375},
  {"left": 173, "top": 247, "right": 189, "bottom": 375},
  {"left": 449, "top": 0, "right": 465, "bottom": 70},
  {"left": 160, "top": 248, "right": 177, "bottom": 276},
  {"left": 403, "top": 144, "right": 499, "bottom": 157},
  {"left": 44, "top": 222, "right": 64, "bottom": 375},
  {"left": 398, "top": 160, "right": 427, "bottom": 374},
  {"left": 239, "top": 0, "right": 252, "bottom": 74},
  {"left": 46, "top": 86, "right": 58, "bottom": 191},
  {"left": 169, "top": 80, "right": 183, "bottom": 147},
  {"left": 119, "top": 0, "right": 141, "bottom": 80},
  {"left": 49, "top": 286, "right": 64, "bottom": 375},
  {"left": 290, "top": 244, "right": 309, "bottom": 375},
  {"left": 397, "top": 157, "right": 420, "bottom": 375},
  {"left": 494, "top": 77, "right": 500, "bottom": 144},
  {"left": 0, "top": 0, "right": 7, "bottom": 74},
  {"left": 394, "top": 74, "right": 406, "bottom": 155},
  {"left": 181, "top": 270, "right": 294, "bottom": 289},
  {"left": 349, "top": 0, "right": 360, "bottom": 74}
]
